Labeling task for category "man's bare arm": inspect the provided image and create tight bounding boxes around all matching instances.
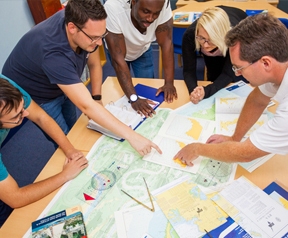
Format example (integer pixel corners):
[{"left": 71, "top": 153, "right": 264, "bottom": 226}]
[
  {"left": 0, "top": 157, "right": 88, "bottom": 208},
  {"left": 232, "top": 87, "right": 271, "bottom": 141},
  {"left": 87, "top": 47, "right": 103, "bottom": 104},
  {"left": 174, "top": 138, "right": 269, "bottom": 166},
  {"left": 156, "top": 18, "right": 177, "bottom": 103},
  {"left": 105, "top": 32, "right": 156, "bottom": 117}
]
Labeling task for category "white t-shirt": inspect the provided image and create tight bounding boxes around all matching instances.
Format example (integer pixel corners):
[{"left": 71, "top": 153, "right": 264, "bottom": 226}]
[
  {"left": 104, "top": 0, "right": 172, "bottom": 61},
  {"left": 250, "top": 68, "right": 288, "bottom": 155}
]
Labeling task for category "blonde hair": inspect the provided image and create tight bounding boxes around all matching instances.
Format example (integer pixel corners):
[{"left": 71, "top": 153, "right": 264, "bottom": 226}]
[{"left": 195, "top": 7, "right": 231, "bottom": 56}]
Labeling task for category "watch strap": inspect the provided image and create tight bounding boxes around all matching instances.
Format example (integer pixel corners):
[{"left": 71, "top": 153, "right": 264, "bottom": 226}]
[{"left": 92, "top": 95, "right": 102, "bottom": 100}]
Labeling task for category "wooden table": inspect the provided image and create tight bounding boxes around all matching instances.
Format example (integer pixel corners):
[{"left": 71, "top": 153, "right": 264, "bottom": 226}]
[
  {"left": 176, "top": 0, "right": 279, "bottom": 8},
  {"left": 173, "top": 1, "right": 288, "bottom": 27},
  {"left": 1, "top": 77, "right": 288, "bottom": 237}
]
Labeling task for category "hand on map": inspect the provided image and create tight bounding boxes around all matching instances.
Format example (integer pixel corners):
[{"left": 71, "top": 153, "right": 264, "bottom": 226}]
[
  {"left": 62, "top": 156, "right": 88, "bottom": 181},
  {"left": 173, "top": 143, "right": 199, "bottom": 166},
  {"left": 156, "top": 82, "right": 177, "bottom": 103},
  {"left": 65, "top": 149, "right": 86, "bottom": 162},
  {"left": 131, "top": 98, "right": 156, "bottom": 118},
  {"left": 127, "top": 134, "right": 162, "bottom": 157},
  {"left": 206, "top": 134, "right": 233, "bottom": 144},
  {"left": 190, "top": 86, "right": 205, "bottom": 104}
]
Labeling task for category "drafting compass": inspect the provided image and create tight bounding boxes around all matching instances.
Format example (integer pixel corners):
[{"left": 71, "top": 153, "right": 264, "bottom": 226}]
[{"left": 121, "top": 177, "right": 155, "bottom": 212}]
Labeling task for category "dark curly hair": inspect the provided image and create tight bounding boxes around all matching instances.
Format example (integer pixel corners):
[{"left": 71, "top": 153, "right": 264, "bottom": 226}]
[{"left": 128, "top": 0, "right": 170, "bottom": 8}]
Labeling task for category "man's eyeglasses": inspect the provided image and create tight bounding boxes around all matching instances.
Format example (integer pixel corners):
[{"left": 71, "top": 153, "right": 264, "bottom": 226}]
[
  {"left": 195, "top": 36, "right": 215, "bottom": 46},
  {"left": 1, "top": 95, "right": 27, "bottom": 124},
  {"left": 74, "top": 23, "right": 108, "bottom": 44},
  {"left": 232, "top": 60, "right": 257, "bottom": 74}
]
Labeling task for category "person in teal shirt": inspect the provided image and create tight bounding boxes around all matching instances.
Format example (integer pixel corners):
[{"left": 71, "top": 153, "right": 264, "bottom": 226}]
[{"left": 0, "top": 75, "right": 88, "bottom": 227}]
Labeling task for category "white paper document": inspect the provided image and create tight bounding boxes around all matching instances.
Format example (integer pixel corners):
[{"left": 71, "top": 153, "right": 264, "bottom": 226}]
[
  {"left": 215, "top": 97, "right": 274, "bottom": 172},
  {"left": 87, "top": 95, "right": 159, "bottom": 140},
  {"left": 212, "top": 176, "right": 288, "bottom": 238},
  {"left": 153, "top": 175, "right": 227, "bottom": 238},
  {"left": 114, "top": 202, "right": 172, "bottom": 238},
  {"left": 143, "top": 113, "right": 216, "bottom": 174}
]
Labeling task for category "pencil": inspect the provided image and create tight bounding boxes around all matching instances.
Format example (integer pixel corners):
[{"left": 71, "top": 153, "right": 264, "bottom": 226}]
[{"left": 204, "top": 229, "right": 213, "bottom": 238}]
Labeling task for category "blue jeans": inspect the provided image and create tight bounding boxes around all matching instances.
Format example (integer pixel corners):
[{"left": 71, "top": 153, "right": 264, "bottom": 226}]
[
  {"left": 0, "top": 200, "right": 13, "bottom": 228},
  {"left": 107, "top": 45, "right": 154, "bottom": 78},
  {"left": 39, "top": 95, "right": 77, "bottom": 147}
]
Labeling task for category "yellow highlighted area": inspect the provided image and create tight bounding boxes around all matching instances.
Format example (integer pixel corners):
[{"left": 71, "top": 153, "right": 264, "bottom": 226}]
[
  {"left": 174, "top": 141, "right": 187, "bottom": 167},
  {"left": 185, "top": 118, "right": 203, "bottom": 140},
  {"left": 220, "top": 98, "right": 238, "bottom": 104},
  {"left": 280, "top": 197, "right": 288, "bottom": 210},
  {"left": 221, "top": 118, "right": 238, "bottom": 131}
]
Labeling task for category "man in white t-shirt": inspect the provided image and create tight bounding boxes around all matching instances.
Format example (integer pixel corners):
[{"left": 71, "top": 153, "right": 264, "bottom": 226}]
[
  {"left": 104, "top": 0, "right": 177, "bottom": 117},
  {"left": 173, "top": 13, "right": 288, "bottom": 165}
]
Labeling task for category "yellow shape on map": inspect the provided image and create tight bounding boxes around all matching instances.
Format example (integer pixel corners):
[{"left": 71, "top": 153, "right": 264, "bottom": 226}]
[
  {"left": 174, "top": 141, "right": 187, "bottom": 167},
  {"left": 255, "top": 120, "right": 265, "bottom": 126},
  {"left": 174, "top": 158, "right": 187, "bottom": 167},
  {"left": 186, "top": 118, "right": 203, "bottom": 140},
  {"left": 156, "top": 181, "right": 226, "bottom": 233},
  {"left": 221, "top": 118, "right": 238, "bottom": 131},
  {"left": 279, "top": 197, "right": 288, "bottom": 209},
  {"left": 220, "top": 98, "right": 238, "bottom": 104}
]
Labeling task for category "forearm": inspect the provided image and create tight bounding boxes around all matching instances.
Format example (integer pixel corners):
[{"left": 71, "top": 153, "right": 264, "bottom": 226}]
[
  {"left": 192, "top": 139, "right": 267, "bottom": 163},
  {"left": 88, "top": 49, "right": 103, "bottom": 96},
  {"left": 161, "top": 42, "right": 174, "bottom": 84},
  {"left": 89, "top": 69, "right": 102, "bottom": 96},
  {"left": 112, "top": 59, "right": 136, "bottom": 97},
  {"left": 83, "top": 101, "right": 136, "bottom": 141},
  {"left": 232, "top": 88, "right": 270, "bottom": 141},
  {"left": 6, "top": 173, "right": 67, "bottom": 208}
]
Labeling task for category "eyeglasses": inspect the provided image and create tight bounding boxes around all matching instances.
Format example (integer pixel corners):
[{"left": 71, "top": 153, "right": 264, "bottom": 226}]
[
  {"left": 232, "top": 60, "right": 257, "bottom": 74},
  {"left": 195, "top": 36, "right": 215, "bottom": 46},
  {"left": 1, "top": 95, "right": 27, "bottom": 124},
  {"left": 74, "top": 23, "right": 108, "bottom": 44}
]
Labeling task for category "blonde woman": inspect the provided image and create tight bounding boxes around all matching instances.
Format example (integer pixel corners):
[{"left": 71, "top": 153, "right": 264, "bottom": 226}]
[{"left": 182, "top": 6, "right": 247, "bottom": 104}]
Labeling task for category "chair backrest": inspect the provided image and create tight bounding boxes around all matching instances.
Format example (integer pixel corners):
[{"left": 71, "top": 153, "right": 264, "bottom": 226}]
[
  {"left": 173, "top": 26, "right": 187, "bottom": 55},
  {"left": 278, "top": 18, "right": 288, "bottom": 29}
]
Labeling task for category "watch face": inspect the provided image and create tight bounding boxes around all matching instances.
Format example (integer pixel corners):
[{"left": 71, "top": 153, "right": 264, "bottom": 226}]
[{"left": 130, "top": 94, "right": 138, "bottom": 102}]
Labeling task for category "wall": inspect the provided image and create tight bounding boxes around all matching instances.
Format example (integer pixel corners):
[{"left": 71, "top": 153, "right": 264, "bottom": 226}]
[{"left": 0, "top": 1, "right": 35, "bottom": 72}]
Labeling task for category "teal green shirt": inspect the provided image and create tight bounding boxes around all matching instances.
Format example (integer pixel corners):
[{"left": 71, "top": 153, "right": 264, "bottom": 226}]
[{"left": 0, "top": 74, "right": 31, "bottom": 181}]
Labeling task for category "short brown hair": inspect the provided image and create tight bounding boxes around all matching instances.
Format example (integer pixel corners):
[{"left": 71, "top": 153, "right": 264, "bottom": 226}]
[
  {"left": 225, "top": 13, "right": 288, "bottom": 62},
  {"left": 65, "top": 0, "right": 107, "bottom": 27}
]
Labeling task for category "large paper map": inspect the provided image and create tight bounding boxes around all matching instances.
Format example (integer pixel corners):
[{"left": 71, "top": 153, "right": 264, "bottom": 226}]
[
  {"left": 24, "top": 108, "right": 236, "bottom": 238},
  {"left": 143, "top": 113, "right": 216, "bottom": 174},
  {"left": 153, "top": 177, "right": 227, "bottom": 238}
]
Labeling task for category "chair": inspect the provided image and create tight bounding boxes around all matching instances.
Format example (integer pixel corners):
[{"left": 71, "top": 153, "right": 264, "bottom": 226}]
[
  {"left": 159, "top": 26, "right": 187, "bottom": 79},
  {"left": 279, "top": 18, "right": 288, "bottom": 28}
]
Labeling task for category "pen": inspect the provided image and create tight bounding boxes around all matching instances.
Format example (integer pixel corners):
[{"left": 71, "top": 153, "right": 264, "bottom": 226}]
[{"left": 204, "top": 229, "right": 213, "bottom": 238}]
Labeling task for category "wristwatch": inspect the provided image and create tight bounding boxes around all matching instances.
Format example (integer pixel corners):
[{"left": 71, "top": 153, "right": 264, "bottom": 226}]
[
  {"left": 129, "top": 94, "right": 138, "bottom": 103},
  {"left": 92, "top": 95, "right": 102, "bottom": 100}
]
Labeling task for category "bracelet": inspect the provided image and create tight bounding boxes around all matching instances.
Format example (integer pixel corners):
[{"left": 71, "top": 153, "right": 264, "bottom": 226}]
[{"left": 92, "top": 95, "right": 102, "bottom": 100}]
